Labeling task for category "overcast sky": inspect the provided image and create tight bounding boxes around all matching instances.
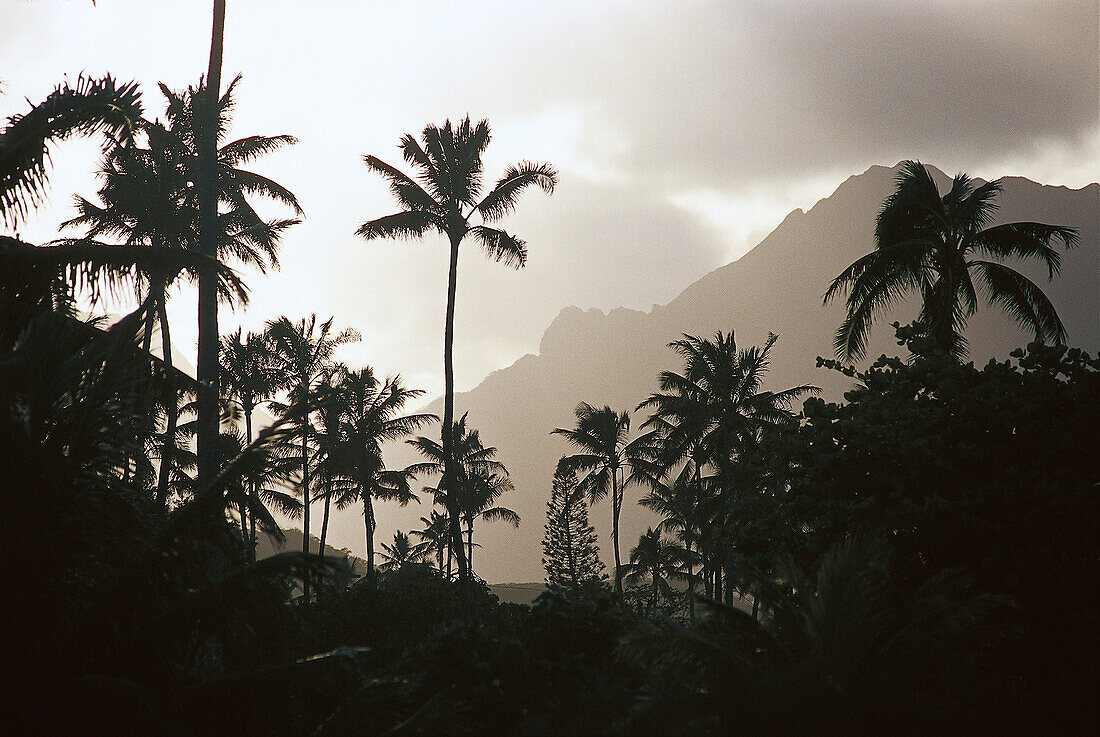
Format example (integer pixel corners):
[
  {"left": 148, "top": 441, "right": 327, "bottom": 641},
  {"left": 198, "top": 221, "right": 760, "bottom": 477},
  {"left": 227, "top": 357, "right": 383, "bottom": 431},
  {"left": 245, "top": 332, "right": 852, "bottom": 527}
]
[{"left": 4, "top": 0, "right": 1098, "bottom": 402}]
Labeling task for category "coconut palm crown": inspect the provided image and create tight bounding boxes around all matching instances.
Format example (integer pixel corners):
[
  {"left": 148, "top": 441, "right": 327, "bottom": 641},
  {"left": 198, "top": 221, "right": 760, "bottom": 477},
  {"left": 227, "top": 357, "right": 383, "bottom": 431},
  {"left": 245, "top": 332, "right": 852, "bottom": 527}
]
[{"left": 826, "top": 160, "right": 1078, "bottom": 361}]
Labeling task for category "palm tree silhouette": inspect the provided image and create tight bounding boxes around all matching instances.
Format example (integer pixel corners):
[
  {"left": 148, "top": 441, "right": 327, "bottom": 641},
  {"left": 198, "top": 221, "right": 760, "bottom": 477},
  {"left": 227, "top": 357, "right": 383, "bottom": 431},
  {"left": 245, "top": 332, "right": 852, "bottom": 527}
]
[
  {"left": 638, "top": 331, "right": 814, "bottom": 605},
  {"left": 265, "top": 315, "right": 359, "bottom": 581},
  {"left": 826, "top": 160, "right": 1078, "bottom": 361},
  {"left": 553, "top": 403, "right": 657, "bottom": 596},
  {"left": 413, "top": 510, "right": 451, "bottom": 573},
  {"left": 639, "top": 470, "right": 710, "bottom": 618},
  {"left": 316, "top": 368, "right": 434, "bottom": 583},
  {"left": 408, "top": 413, "right": 514, "bottom": 578},
  {"left": 358, "top": 117, "right": 556, "bottom": 581},
  {"left": 624, "top": 528, "right": 686, "bottom": 615},
  {"left": 378, "top": 531, "right": 426, "bottom": 572}
]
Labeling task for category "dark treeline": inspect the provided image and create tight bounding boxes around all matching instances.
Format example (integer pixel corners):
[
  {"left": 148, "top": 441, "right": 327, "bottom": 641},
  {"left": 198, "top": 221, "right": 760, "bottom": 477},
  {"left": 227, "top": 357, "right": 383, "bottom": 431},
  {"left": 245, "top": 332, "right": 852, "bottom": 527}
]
[{"left": 1, "top": 60, "right": 1096, "bottom": 736}]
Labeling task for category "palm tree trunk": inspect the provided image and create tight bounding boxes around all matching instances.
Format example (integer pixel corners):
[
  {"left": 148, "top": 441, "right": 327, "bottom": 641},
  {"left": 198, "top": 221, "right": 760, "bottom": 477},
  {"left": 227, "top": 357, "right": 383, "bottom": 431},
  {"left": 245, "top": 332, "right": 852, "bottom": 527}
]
[
  {"left": 154, "top": 299, "right": 178, "bottom": 507},
  {"left": 319, "top": 491, "right": 332, "bottom": 556},
  {"left": 466, "top": 521, "right": 474, "bottom": 577},
  {"left": 363, "top": 497, "right": 375, "bottom": 585},
  {"left": 685, "top": 539, "right": 695, "bottom": 621},
  {"left": 611, "top": 468, "right": 623, "bottom": 597},
  {"left": 196, "top": 0, "right": 225, "bottom": 490},
  {"left": 245, "top": 407, "right": 256, "bottom": 563},
  {"left": 442, "top": 234, "right": 469, "bottom": 583},
  {"left": 301, "top": 433, "right": 311, "bottom": 598}
]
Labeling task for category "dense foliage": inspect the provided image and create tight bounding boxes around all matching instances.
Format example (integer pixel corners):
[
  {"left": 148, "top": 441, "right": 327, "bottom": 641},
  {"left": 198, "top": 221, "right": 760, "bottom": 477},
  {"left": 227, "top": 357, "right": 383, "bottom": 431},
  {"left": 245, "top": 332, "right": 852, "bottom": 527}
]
[{"left": 2, "top": 64, "right": 1094, "bottom": 735}]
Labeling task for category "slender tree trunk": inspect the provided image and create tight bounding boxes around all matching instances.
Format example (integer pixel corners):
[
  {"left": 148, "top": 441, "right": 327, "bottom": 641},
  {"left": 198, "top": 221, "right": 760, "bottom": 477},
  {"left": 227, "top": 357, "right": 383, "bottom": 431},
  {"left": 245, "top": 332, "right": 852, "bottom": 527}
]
[
  {"left": 245, "top": 406, "right": 256, "bottom": 563},
  {"left": 714, "top": 565, "right": 722, "bottom": 602},
  {"left": 686, "top": 539, "right": 695, "bottom": 621},
  {"left": 466, "top": 521, "right": 474, "bottom": 577},
  {"left": 363, "top": 497, "right": 375, "bottom": 585},
  {"left": 196, "top": 0, "right": 225, "bottom": 490},
  {"left": 611, "top": 467, "right": 623, "bottom": 597},
  {"left": 724, "top": 552, "right": 735, "bottom": 606},
  {"left": 752, "top": 595, "right": 760, "bottom": 621},
  {"left": 155, "top": 299, "right": 178, "bottom": 507},
  {"left": 301, "top": 433, "right": 311, "bottom": 599},
  {"left": 441, "top": 234, "right": 469, "bottom": 583},
  {"left": 318, "top": 491, "right": 332, "bottom": 557}
]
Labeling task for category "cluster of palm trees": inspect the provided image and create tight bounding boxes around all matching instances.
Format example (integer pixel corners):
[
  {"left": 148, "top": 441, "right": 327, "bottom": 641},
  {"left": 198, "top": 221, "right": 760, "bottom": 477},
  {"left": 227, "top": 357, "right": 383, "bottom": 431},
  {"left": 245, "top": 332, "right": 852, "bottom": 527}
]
[
  {"left": 553, "top": 332, "right": 816, "bottom": 614},
  {"left": 215, "top": 316, "right": 525, "bottom": 587}
]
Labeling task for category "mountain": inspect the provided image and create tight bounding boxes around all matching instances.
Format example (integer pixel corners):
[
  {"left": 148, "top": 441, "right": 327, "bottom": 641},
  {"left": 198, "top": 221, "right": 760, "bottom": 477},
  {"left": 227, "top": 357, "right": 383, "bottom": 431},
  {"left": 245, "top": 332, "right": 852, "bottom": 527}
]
[{"left": 385, "top": 163, "right": 1099, "bottom": 583}]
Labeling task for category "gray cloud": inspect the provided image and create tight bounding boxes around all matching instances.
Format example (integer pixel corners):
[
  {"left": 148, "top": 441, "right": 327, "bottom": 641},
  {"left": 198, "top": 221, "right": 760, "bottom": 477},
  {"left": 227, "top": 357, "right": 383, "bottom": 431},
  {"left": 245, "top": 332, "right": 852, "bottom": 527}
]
[{"left": 488, "top": 1, "right": 1099, "bottom": 188}]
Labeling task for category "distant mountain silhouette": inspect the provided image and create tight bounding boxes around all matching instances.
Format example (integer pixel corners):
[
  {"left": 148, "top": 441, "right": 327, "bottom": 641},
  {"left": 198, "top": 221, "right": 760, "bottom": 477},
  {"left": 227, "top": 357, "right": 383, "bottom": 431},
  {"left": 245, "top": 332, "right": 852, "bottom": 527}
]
[
  {"left": 398, "top": 163, "right": 1098, "bottom": 583},
  {"left": 256, "top": 528, "right": 368, "bottom": 578}
]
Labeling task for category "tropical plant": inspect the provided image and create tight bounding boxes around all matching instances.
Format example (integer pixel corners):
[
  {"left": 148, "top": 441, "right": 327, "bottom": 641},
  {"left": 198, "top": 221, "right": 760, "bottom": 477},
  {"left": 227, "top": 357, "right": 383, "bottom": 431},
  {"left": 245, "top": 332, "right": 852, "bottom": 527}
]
[
  {"left": 542, "top": 465, "right": 607, "bottom": 594},
  {"left": 552, "top": 403, "right": 657, "bottom": 596},
  {"left": 358, "top": 116, "right": 556, "bottom": 580},
  {"left": 265, "top": 315, "right": 359, "bottom": 570},
  {"left": 825, "top": 160, "right": 1078, "bottom": 360},
  {"left": 623, "top": 528, "right": 686, "bottom": 615},
  {"left": 637, "top": 331, "right": 815, "bottom": 605},
  {"left": 408, "top": 413, "right": 515, "bottom": 578},
  {"left": 314, "top": 367, "right": 434, "bottom": 583},
  {"left": 378, "top": 531, "right": 427, "bottom": 571},
  {"left": 413, "top": 510, "right": 451, "bottom": 573}
]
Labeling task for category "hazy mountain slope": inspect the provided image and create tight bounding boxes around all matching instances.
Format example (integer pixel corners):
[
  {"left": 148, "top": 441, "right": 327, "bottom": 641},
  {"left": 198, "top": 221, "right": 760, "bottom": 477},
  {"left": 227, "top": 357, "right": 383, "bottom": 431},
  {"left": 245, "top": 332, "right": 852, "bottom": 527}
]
[{"left": 391, "top": 164, "right": 1100, "bottom": 583}]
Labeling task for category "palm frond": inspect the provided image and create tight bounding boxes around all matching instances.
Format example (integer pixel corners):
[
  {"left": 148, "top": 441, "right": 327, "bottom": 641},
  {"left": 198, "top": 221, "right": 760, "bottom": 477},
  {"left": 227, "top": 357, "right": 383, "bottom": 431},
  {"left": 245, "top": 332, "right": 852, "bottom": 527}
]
[
  {"left": 971, "top": 259, "right": 1066, "bottom": 344},
  {"left": 0, "top": 75, "right": 143, "bottom": 225},
  {"left": 474, "top": 160, "right": 557, "bottom": 222}
]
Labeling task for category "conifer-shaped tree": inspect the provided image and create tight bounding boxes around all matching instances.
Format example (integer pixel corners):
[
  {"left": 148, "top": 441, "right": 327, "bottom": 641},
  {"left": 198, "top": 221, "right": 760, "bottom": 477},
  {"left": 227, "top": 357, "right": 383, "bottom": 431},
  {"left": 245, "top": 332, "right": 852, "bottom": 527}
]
[{"left": 542, "top": 465, "right": 607, "bottom": 593}]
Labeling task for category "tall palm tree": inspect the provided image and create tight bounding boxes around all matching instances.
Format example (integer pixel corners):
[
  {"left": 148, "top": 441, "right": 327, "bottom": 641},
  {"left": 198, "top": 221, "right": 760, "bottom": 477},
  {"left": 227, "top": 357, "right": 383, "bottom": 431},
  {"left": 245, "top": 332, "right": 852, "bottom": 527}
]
[
  {"left": 552, "top": 403, "right": 657, "bottom": 596},
  {"left": 624, "top": 528, "right": 686, "bottom": 615},
  {"left": 265, "top": 315, "right": 359, "bottom": 571},
  {"left": 358, "top": 117, "right": 556, "bottom": 581},
  {"left": 826, "top": 160, "right": 1078, "bottom": 361},
  {"left": 316, "top": 368, "right": 434, "bottom": 583},
  {"left": 407, "top": 412, "right": 510, "bottom": 579}
]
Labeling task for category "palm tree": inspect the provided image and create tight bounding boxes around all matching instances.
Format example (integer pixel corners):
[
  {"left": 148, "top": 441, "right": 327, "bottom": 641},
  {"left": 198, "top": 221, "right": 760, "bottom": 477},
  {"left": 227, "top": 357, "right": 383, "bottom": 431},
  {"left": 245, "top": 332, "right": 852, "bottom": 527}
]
[
  {"left": 460, "top": 472, "right": 520, "bottom": 575},
  {"left": 378, "top": 531, "right": 426, "bottom": 572},
  {"left": 265, "top": 315, "right": 359, "bottom": 572},
  {"left": 638, "top": 331, "right": 814, "bottom": 605},
  {"left": 639, "top": 469, "right": 710, "bottom": 619},
  {"left": 220, "top": 329, "right": 279, "bottom": 558},
  {"left": 552, "top": 403, "right": 657, "bottom": 596},
  {"left": 1, "top": 77, "right": 241, "bottom": 350},
  {"left": 407, "top": 413, "right": 511, "bottom": 578},
  {"left": 826, "top": 160, "right": 1079, "bottom": 361},
  {"left": 624, "top": 528, "right": 686, "bottom": 615},
  {"left": 413, "top": 510, "right": 451, "bottom": 573},
  {"left": 316, "top": 368, "right": 434, "bottom": 583},
  {"left": 358, "top": 117, "right": 556, "bottom": 581}
]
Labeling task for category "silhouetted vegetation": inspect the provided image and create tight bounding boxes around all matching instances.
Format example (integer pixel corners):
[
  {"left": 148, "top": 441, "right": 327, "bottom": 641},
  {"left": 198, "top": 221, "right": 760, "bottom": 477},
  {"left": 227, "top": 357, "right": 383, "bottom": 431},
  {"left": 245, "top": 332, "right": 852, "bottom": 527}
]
[{"left": 2, "top": 60, "right": 1094, "bottom": 734}]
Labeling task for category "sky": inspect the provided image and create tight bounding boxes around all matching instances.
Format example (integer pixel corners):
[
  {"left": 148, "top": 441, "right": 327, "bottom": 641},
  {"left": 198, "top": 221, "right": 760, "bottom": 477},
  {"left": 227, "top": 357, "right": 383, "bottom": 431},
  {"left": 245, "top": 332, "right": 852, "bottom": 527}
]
[{"left": 3, "top": 1, "right": 1098, "bottom": 566}]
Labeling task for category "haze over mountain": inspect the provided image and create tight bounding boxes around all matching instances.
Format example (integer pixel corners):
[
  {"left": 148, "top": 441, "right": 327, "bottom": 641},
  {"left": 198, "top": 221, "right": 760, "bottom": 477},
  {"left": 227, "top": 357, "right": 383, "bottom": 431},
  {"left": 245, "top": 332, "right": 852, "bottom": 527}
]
[{"left": 331, "top": 163, "right": 1099, "bottom": 583}]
